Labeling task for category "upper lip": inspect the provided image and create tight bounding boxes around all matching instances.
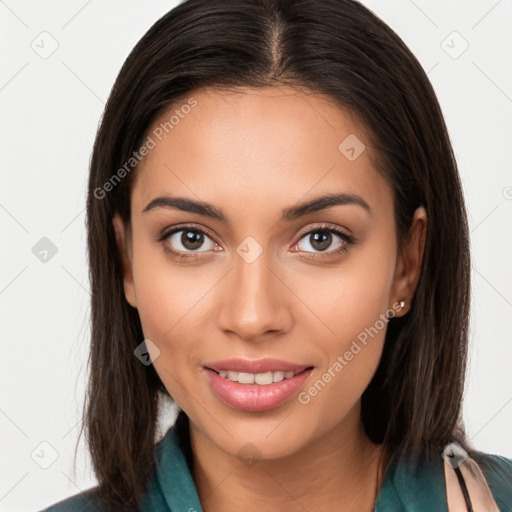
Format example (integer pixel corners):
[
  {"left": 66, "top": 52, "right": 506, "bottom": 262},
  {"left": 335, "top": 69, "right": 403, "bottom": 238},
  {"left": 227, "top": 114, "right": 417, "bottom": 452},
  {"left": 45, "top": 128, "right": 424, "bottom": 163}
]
[{"left": 204, "top": 358, "right": 313, "bottom": 374}]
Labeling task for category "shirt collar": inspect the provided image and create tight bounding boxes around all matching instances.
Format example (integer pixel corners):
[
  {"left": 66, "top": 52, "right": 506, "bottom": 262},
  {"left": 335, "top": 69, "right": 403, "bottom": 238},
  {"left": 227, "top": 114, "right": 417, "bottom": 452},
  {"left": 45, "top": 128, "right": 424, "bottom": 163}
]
[{"left": 155, "top": 426, "right": 204, "bottom": 512}]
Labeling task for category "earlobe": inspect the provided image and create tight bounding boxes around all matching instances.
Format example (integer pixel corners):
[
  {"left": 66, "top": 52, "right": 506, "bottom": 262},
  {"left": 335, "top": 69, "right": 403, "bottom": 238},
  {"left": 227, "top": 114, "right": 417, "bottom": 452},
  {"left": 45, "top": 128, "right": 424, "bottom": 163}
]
[
  {"left": 112, "top": 212, "right": 137, "bottom": 309},
  {"left": 391, "top": 206, "right": 427, "bottom": 316}
]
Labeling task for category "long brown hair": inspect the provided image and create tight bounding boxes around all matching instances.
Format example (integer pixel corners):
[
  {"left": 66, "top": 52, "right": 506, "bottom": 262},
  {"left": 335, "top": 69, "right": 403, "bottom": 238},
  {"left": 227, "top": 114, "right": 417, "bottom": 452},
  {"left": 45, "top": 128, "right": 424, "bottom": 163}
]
[{"left": 80, "top": 0, "right": 472, "bottom": 509}]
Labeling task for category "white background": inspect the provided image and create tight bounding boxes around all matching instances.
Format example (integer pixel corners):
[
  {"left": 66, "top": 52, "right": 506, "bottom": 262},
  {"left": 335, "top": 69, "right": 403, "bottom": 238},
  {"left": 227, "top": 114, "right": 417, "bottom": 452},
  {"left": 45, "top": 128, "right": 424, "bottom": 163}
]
[{"left": 1, "top": 1, "right": 511, "bottom": 510}]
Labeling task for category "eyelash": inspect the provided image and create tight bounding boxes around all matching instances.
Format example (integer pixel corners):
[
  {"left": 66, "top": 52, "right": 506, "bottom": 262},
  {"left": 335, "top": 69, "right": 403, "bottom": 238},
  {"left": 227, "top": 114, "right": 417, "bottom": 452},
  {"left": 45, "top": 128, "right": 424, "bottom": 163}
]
[{"left": 156, "top": 223, "right": 355, "bottom": 261}]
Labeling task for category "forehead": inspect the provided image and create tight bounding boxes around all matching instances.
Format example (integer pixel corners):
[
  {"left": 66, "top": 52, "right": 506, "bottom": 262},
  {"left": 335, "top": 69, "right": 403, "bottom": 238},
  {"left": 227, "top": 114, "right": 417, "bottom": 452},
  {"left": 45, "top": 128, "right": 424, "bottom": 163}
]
[{"left": 131, "top": 86, "right": 392, "bottom": 219}]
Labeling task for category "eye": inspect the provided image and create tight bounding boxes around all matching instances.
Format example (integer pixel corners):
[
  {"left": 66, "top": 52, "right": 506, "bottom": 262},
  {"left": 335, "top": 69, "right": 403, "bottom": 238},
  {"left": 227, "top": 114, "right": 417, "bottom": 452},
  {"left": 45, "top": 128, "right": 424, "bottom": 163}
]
[
  {"left": 156, "top": 222, "right": 354, "bottom": 261},
  {"left": 294, "top": 224, "right": 354, "bottom": 256},
  {"left": 157, "top": 225, "right": 220, "bottom": 257}
]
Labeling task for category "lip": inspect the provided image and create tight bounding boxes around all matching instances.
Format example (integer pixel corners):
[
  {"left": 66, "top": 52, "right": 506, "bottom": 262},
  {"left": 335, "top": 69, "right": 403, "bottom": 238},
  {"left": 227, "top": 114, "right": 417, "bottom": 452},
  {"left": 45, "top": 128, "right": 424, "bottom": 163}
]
[
  {"left": 204, "top": 363, "right": 314, "bottom": 412},
  {"left": 204, "top": 358, "right": 311, "bottom": 374}
]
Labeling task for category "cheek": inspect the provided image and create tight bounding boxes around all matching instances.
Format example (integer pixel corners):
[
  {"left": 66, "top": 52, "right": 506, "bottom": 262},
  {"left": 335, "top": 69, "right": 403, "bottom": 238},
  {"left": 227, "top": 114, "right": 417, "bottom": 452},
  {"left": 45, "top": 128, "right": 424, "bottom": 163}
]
[
  {"left": 296, "top": 282, "right": 391, "bottom": 420},
  {"left": 291, "top": 241, "right": 396, "bottom": 407},
  {"left": 129, "top": 241, "right": 224, "bottom": 404},
  {"left": 132, "top": 263, "right": 203, "bottom": 407},
  {"left": 290, "top": 239, "right": 396, "bottom": 342},
  {"left": 130, "top": 236, "right": 206, "bottom": 337},
  {"left": 129, "top": 242, "right": 195, "bottom": 364}
]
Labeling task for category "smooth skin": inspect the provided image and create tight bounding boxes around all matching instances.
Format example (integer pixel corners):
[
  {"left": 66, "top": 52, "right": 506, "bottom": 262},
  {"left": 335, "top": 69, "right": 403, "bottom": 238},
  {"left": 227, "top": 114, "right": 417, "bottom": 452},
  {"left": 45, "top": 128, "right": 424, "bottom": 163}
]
[{"left": 112, "top": 85, "right": 427, "bottom": 512}]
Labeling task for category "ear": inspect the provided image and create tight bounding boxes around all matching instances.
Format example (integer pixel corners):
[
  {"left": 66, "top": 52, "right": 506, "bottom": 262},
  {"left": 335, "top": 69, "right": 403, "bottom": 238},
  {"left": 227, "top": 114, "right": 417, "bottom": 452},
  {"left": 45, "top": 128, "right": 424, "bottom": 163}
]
[
  {"left": 390, "top": 206, "right": 427, "bottom": 316},
  {"left": 112, "top": 212, "right": 137, "bottom": 308}
]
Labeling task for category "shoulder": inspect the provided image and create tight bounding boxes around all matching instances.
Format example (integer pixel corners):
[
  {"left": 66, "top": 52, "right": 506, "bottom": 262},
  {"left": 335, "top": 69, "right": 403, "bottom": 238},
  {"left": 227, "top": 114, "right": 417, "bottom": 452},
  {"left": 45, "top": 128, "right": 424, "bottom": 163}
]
[
  {"left": 38, "top": 487, "right": 106, "bottom": 512},
  {"left": 38, "top": 425, "right": 187, "bottom": 512},
  {"left": 471, "top": 450, "right": 512, "bottom": 507},
  {"left": 472, "top": 449, "right": 512, "bottom": 478},
  {"left": 376, "top": 449, "right": 448, "bottom": 511},
  {"left": 376, "top": 447, "right": 512, "bottom": 512},
  {"left": 39, "top": 486, "right": 147, "bottom": 512}
]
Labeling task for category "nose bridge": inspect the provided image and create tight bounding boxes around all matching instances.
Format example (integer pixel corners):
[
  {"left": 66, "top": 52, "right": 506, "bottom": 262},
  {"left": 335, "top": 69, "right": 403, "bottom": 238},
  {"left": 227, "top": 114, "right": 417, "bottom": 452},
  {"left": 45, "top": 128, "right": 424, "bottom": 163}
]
[{"left": 216, "top": 237, "right": 291, "bottom": 339}]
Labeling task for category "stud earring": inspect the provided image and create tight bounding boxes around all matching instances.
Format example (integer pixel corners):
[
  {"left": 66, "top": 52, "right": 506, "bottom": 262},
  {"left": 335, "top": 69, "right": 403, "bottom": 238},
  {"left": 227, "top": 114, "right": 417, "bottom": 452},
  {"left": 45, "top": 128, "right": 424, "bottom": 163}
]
[{"left": 399, "top": 300, "right": 405, "bottom": 310}]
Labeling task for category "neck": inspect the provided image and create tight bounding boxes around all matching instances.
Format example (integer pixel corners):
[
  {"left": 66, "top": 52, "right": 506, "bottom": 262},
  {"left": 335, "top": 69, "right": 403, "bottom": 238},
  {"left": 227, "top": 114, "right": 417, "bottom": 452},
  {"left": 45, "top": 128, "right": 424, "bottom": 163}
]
[{"left": 189, "top": 403, "right": 387, "bottom": 512}]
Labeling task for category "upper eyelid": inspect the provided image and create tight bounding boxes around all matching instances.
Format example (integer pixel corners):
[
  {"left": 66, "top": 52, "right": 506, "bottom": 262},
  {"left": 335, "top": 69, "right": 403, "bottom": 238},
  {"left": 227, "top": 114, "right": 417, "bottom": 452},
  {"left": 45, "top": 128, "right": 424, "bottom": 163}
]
[
  {"left": 159, "top": 223, "right": 216, "bottom": 241},
  {"left": 296, "top": 223, "right": 351, "bottom": 239}
]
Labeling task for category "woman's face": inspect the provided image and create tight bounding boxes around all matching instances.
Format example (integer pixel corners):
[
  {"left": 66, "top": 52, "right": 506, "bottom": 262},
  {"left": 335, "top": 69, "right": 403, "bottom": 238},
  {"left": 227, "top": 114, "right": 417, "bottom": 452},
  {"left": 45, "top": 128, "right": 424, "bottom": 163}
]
[{"left": 113, "top": 85, "right": 425, "bottom": 460}]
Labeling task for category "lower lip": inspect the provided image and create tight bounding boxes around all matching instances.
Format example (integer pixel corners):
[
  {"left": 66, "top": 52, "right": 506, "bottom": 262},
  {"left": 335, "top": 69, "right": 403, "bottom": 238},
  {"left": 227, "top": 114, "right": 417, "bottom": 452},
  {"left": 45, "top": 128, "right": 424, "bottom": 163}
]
[{"left": 205, "top": 367, "right": 313, "bottom": 412}]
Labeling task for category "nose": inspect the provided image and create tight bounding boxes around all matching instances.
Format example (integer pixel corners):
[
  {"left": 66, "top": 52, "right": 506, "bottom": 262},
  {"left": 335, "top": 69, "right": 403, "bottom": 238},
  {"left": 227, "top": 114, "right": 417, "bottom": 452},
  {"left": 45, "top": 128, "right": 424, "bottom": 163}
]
[{"left": 216, "top": 248, "right": 293, "bottom": 342}]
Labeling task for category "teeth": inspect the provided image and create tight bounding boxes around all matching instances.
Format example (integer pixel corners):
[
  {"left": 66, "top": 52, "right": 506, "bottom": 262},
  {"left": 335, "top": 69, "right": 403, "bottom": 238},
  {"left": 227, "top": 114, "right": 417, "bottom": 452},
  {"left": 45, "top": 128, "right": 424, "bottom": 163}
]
[
  {"left": 273, "top": 371, "right": 285, "bottom": 382},
  {"left": 217, "top": 369, "right": 301, "bottom": 385},
  {"left": 238, "top": 372, "right": 255, "bottom": 384}
]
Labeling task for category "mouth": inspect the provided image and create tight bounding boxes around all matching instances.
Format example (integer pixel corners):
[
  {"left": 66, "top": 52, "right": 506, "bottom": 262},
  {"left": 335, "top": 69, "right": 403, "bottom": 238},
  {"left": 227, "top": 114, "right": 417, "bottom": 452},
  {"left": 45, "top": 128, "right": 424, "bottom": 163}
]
[{"left": 204, "top": 364, "right": 315, "bottom": 412}]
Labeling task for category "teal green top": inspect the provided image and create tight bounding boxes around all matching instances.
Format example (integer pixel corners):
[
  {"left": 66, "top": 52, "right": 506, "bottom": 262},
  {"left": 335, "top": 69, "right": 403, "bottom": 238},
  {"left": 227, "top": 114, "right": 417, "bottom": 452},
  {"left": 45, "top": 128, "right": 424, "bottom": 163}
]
[{"left": 42, "top": 420, "right": 512, "bottom": 512}]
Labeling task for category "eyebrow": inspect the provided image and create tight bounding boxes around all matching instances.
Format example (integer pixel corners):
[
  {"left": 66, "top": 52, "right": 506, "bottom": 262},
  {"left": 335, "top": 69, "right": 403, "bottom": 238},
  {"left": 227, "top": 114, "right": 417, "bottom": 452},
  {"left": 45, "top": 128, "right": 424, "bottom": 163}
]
[{"left": 142, "top": 192, "right": 371, "bottom": 222}]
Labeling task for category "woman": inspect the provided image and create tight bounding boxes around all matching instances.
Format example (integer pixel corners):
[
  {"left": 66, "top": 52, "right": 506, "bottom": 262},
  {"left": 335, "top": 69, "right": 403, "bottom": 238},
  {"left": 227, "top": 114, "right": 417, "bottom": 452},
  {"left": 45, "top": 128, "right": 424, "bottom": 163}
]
[{"left": 42, "top": 0, "right": 512, "bottom": 510}]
